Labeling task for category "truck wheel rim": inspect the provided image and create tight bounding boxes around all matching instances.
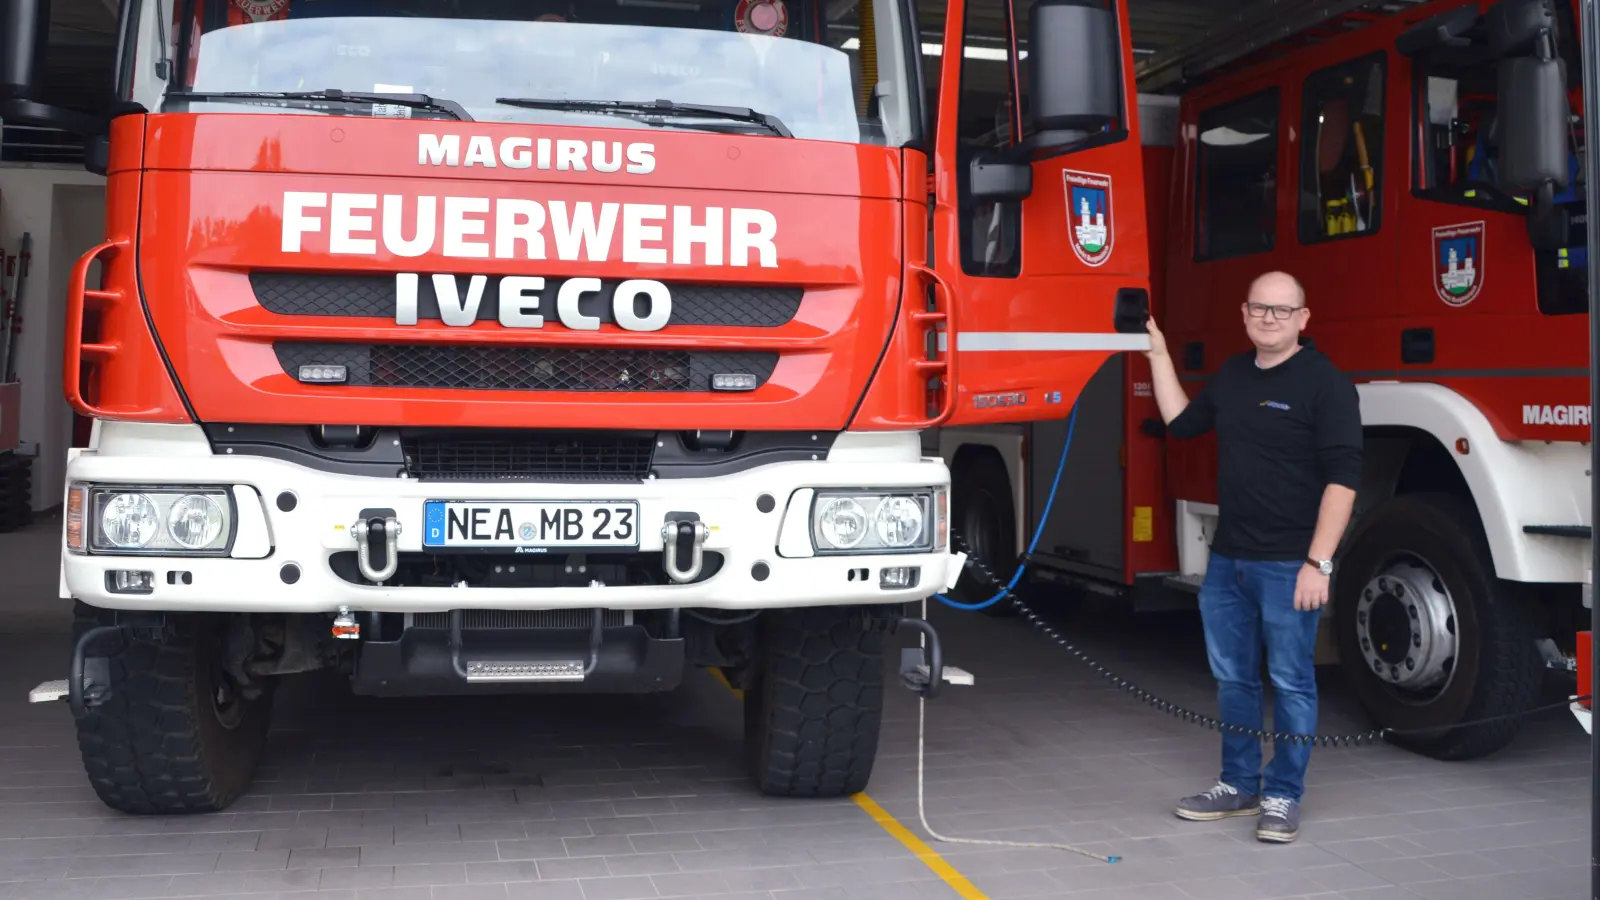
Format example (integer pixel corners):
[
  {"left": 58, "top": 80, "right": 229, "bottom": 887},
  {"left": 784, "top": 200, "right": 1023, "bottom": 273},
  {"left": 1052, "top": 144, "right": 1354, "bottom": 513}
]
[
  {"left": 209, "top": 659, "right": 246, "bottom": 729},
  {"left": 1354, "top": 556, "right": 1458, "bottom": 697}
]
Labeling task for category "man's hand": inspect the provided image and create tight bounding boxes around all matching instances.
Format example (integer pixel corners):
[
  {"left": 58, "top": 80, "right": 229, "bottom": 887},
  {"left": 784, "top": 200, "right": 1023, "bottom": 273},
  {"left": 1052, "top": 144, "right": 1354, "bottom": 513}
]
[
  {"left": 1145, "top": 316, "right": 1169, "bottom": 361},
  {"left": 1294, "top": 564, "right": 1330, "bottom": 611}
]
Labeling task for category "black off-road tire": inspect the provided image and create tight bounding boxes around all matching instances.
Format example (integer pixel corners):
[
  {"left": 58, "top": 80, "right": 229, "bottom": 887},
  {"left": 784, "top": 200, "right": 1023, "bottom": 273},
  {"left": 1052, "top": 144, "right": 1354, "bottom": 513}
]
[
  {"left": 71, "top": 603, "right": 275, "bottom": 814},
  {"left": 1332, "top": 492, "right": 1542, "bottom": 760},
  {"left": 743, "top": 606, "right": 885, "bottom": 797},
  {"left": 950, "top": 450, "right": 1019, "bottom": 617}
]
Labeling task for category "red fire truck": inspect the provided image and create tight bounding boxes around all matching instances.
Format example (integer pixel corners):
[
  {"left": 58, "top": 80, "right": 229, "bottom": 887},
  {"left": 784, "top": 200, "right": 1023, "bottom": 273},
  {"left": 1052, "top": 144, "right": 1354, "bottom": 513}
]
[
  {"left": 941, "top": 0, "right": 1593, "bottom": 759},
  {"left": 3, "top": 0, "right": 1152, "bottom": 811}
]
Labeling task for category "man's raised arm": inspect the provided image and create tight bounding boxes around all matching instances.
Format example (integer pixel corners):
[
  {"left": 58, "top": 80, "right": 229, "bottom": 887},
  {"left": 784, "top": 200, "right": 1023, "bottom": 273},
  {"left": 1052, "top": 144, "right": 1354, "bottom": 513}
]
[{"left": 1146, "top": 317, "right": 1214, "bottom": 438}]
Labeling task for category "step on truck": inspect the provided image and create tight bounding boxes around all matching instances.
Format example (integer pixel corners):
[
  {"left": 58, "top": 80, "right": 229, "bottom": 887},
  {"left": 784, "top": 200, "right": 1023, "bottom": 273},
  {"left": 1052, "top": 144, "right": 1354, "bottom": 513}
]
[
  {"left": 940, "top": 0, "right": 1596, "bottom": 760},
  {"left": 4, "top": 0, "right": 1153, "bottom": 811}
]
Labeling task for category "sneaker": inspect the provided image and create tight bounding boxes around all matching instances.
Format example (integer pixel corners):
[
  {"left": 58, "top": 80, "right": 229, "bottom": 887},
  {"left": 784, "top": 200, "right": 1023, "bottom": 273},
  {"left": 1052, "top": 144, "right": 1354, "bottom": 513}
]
[
  {"left": 1174, "top": 782, "right": 1261, "bottom": 821},
  {"left": 1256, "top": 796, "right": 1300, "bottom": 842}
]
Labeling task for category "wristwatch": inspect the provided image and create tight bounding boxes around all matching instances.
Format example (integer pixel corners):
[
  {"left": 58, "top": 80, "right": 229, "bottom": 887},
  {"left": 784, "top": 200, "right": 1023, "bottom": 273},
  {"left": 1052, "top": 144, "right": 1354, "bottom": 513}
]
[{"left": 1306, "top": 558, "right": 1334, "bottom": 576}]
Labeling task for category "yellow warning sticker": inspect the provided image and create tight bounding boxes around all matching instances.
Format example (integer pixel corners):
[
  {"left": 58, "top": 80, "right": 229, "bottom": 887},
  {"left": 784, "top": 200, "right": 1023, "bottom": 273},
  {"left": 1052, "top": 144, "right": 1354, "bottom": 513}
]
[{"left": 1132, "top": 506, "right": 1153, "bottom": 543}]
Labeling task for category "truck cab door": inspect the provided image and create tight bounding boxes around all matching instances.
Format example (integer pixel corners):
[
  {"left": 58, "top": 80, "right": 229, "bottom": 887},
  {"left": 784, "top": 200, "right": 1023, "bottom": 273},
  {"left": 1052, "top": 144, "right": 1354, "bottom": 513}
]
[{"left": 927, "top": 0, "right": 1151, "bottom": 428}]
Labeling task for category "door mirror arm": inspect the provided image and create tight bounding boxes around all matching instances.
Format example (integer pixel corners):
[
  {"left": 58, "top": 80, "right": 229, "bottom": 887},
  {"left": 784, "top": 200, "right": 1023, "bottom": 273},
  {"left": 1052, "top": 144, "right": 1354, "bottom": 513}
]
[
  {"left": 2, "top": 0, "right": 110, "bottom": 156},
  {"left": 1, "top": 99, "right": 105, "bottom": 137},
  {"left": 968, "top": 146, "right": 1033, "bottom": 204}
]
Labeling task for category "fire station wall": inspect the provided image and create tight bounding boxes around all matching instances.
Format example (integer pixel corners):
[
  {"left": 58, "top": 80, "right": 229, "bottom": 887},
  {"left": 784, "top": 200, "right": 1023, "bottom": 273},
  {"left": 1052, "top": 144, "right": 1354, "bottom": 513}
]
[{"left": 0, "top": 163, "right": 107, "bottom": 512}]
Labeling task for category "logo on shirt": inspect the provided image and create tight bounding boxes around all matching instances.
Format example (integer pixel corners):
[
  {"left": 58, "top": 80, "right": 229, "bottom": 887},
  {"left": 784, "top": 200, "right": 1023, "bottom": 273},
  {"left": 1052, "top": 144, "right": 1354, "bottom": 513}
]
[
  {"left": 1432, "top": 220, "right": 1486, "bottom": 307},
  {"left": 1063, "top": 169, "right": 1113, "bottom": 267},
  {"left": 1259, "top": 400, "right": 1291, "bottom": 411}
]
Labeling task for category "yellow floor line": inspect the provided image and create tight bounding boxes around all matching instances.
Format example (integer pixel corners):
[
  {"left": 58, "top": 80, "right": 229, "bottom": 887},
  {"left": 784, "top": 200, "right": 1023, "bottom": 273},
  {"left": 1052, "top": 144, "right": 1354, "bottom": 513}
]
[
  {"left": 706, "top": 667, "right": 989, "bottom": 900},
  {"left": 851, "top": 792, "right": 990, "bottom": 900},
  {"left": 707, "top": 666, "right": 743, "bottom": 698}
]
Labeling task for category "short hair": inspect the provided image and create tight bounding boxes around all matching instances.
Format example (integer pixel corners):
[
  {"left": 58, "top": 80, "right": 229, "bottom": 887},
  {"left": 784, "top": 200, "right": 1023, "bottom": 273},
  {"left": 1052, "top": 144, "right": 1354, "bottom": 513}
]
[{"left": 1249, "top": 271, "right": 1306, "bottom": 307}]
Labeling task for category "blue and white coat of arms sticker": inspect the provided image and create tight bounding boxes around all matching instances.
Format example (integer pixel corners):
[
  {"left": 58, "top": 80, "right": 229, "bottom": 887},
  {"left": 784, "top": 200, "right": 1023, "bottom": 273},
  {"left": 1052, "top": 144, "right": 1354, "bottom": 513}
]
[
  {"left": 1432, "top": 220, "right": 1486, "bottom": 307},
  {"left": 1063, "top": 169, "right": 1114, "bottom": 267}
]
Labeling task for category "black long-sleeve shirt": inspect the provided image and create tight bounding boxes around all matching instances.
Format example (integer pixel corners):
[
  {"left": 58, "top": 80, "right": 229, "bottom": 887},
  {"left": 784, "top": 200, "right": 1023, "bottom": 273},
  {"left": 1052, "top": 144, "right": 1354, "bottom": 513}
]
[{"left": 1167, "top": 345, "right": 1363, "bottom": 561}]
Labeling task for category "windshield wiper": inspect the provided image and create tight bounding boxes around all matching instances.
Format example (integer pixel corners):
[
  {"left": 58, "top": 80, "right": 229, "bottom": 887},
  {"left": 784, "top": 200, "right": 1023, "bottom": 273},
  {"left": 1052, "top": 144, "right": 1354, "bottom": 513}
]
[
  {"left": 494, "top": 97, "right": 791, "bottom": 138},
  {"left": 165, "top": 89, "right": 472, "bottom": 121}
]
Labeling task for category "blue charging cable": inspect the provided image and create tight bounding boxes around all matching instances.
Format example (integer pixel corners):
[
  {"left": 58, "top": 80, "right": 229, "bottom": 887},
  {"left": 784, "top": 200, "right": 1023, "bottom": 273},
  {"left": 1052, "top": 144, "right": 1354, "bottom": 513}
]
[
  {"left": 909, "top": 401, "right": 1125, "bottom": 863},
  {"left": 933, "top": 402, "right": 1078, "bottom": 611}
]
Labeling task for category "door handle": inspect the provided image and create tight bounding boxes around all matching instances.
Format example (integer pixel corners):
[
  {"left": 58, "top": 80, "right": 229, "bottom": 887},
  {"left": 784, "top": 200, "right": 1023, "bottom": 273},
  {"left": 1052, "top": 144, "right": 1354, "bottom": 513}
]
[
  {"left": 1401, "top": 327, "right": 1434, "bottom": 364},
  {"left": 1113, "top": 288, "right": 1149, "bottom": 334}
]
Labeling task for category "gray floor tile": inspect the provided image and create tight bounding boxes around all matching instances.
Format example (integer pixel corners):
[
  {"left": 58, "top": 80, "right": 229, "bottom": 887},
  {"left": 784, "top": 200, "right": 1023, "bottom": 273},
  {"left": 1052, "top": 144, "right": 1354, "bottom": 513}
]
[
  {"left": 433, "top": 884, "right": 507, "bottom": 900},
  {"left": 573, "top": 876, "right": 659, "bottom": 900},
  {"left": 505, "top": 884, "right": 586, "bottom": 900},
  {"left": 355, "top": 890, "right": 433, "bottom": 900},
  {"left": 390, "top": 864, "right": 467, "bottom": 887}
]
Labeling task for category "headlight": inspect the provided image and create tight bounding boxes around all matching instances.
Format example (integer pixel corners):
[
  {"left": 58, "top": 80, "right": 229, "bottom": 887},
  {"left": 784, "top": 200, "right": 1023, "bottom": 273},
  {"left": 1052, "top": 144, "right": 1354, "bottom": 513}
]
[
  {"left": 811, "top": 490, "right": 941, "bottom": 554},
  {"left": 69, "top": 484, "right": 236, "bottom": 556},
  {"left": 815, "top": 497, "right": 869, "bottom": 549},
  {"left": 168, "top": 494, "right": 226, "bottom": 549},
  {"left": 101, "top": 493, "right": 161, "bottom": 548}
]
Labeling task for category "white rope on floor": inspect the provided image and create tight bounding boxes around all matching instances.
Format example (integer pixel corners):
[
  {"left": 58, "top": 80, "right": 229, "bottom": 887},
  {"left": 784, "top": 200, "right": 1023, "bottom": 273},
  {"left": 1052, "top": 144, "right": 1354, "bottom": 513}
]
[{"left": 909, "top": 596, "right": 1121, "bottom": 864}]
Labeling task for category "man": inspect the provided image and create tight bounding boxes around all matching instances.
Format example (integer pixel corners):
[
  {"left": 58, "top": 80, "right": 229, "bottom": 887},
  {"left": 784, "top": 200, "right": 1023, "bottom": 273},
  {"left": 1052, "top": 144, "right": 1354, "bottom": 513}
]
[{"left": 1144, "top": 271, "right": 1362, "bottom": 844}]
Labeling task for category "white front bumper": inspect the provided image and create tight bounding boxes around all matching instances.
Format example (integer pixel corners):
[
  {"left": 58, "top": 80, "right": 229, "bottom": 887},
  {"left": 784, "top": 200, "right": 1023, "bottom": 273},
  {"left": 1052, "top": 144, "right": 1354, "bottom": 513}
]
[{"left": 62, "top": 423, "right": 962, "bottom": 614}]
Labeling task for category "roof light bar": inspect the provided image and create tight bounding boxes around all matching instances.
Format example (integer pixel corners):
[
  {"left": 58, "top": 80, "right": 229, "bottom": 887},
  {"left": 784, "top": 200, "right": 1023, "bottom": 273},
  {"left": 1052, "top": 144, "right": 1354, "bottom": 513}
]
[{"left": 839, "top": 37, "right": 1025, "bottom": 60}]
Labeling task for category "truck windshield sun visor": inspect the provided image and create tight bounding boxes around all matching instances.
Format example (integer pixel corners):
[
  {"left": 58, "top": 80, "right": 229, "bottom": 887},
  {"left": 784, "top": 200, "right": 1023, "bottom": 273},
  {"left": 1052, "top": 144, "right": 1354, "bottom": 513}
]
[
  {"left": 163, "top": 90, "right": 472, "bottom": 121},
  {"left": 494, "top": 97, "right": 791, "bottom": 138}
]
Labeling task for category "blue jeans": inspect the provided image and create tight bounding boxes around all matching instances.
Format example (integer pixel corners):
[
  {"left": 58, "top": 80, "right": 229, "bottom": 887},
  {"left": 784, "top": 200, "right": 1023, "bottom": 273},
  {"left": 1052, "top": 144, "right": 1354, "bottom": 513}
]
[{"left": 1198, "top": 552, "right": 1322, "bottom": 803}]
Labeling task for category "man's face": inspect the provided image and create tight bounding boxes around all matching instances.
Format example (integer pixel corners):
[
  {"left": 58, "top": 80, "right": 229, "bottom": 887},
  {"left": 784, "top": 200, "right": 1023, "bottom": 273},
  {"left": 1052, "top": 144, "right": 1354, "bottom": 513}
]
[{"left": 1240, "top": 291, "right": 1306, "bottom": 352}]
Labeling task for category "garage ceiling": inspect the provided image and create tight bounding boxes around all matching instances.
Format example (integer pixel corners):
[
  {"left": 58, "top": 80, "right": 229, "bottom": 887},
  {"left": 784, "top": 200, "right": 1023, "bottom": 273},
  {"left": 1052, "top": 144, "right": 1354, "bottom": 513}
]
[{"left": 8, "top": 0, "right": 1408, "bottom": 161}]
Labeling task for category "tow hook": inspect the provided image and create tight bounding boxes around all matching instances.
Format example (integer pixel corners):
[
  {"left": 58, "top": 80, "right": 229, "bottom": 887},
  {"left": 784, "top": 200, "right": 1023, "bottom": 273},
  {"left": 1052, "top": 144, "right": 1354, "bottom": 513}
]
[
  {"left": 331, "top": 606, "right": 361, "bottom": 640},
  {"left": 661, "top": 515, "right": 709, "bottom": 584},
  {"left": 894, "top": 616, "right": 973, "bottom": 700},
  {"left": 353, "top": 514, "right": 401, "bottom": 583}
]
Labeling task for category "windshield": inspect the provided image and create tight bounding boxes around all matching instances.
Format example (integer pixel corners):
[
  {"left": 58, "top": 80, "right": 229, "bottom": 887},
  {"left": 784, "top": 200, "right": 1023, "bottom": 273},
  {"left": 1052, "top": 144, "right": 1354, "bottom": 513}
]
[{"left": 128, "top": 0, "right": 918, "bottom": 147}]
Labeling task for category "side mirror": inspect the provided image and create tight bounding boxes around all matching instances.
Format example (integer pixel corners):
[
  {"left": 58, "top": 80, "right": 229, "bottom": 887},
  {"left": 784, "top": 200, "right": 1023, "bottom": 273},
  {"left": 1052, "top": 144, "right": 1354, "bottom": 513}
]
[
  {"left": 1526, "top": 198, "right": 1569, "bottom": 250},
  {"left": 1395, "top": 4, "right": 1479, "bottom": 57},
  {"left": 1028, "top": 0, "right": 1120, "bottom": 149},
  {"left": 0, "top": 0, "right": 105, "bottom": 136},
  {"left": 0, "top": 0, "right": 50, "bottom": 102},
  {"left": 969, "top": 151, "right": 1032, "bottom": 203},
  {"left": 84, "top": 133, "right": 110, "bottom": 177},
  {"left": 1496, "top": 56, "right": 1568, "bottom": 194},
  {"left": 1486, "top": 0, "right": 1559, "bottom": 58}
]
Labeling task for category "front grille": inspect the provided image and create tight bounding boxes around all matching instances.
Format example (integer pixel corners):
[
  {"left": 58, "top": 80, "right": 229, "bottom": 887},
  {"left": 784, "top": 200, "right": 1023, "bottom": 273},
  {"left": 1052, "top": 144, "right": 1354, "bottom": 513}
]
[
  {"left": 274, "top": 342, "right": 779, "bottom": 393},
  {"left": 252, "top": 272, "right": 802, "bottom": 328},
  {"left": 404, "top": 431, "right": 655, "bottom": 482},
  {"left": 407, "top": 609, "right": 630, "bottom": 630}
]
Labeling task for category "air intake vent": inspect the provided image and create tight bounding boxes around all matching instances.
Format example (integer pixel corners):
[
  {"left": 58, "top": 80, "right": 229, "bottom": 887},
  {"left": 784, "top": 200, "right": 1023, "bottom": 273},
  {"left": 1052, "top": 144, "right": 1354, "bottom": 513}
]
[
  {"left": 252, "top": 273, "right": 803, "bottom": 327},
  {"left": 275, "top": 343, "right": 779, "bottom": 394},
  {"left": 403, "top": 431, "right": 656, "bottom": 482},
  {"left": 407, "top": 609, "right": 630, "bottom": 630}
]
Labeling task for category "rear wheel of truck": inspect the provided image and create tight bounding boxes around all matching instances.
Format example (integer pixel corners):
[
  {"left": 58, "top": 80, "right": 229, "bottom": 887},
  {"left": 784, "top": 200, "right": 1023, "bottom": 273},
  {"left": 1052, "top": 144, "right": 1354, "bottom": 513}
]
[
  {"left": 950, "top": 450, "right": 1019, "bottom": 617},
  {"left": 743, "top": 607, "right": 885, "bottom": 797},
  {"left": 1331, "top": 493, "right": 1541, "bottom": 761},
  {"left": 71, "top": 603, "right": 275, "bottom": 814}
]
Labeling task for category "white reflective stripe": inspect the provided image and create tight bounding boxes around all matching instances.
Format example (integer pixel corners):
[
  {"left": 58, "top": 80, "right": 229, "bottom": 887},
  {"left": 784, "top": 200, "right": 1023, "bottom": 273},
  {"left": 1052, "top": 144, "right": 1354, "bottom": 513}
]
[{"left": 935, "top": 331, "right": 1152, "bottom": 352}]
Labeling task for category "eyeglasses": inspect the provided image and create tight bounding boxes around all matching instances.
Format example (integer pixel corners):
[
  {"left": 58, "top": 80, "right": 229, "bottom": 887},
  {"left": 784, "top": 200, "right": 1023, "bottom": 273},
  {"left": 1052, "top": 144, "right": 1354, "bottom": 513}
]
[{"left": 1245, "top": 302, "right": 1303, "bottom": 320}]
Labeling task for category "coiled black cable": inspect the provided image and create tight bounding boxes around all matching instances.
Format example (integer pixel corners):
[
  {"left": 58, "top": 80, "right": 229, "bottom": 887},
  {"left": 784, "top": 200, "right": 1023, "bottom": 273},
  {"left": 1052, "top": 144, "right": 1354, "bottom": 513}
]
[{"left": 951, "top": 534, "right": 1590, "bottom": 749}]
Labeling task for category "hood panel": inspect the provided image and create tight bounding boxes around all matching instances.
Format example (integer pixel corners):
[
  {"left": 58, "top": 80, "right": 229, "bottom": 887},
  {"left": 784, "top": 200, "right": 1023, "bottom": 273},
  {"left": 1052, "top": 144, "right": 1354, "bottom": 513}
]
[
  {"left": 144, "top": 114, "right": 902, "bottom": 197},
  {"left": 135, "top": 116, "right": 905, "bottom": 431}
]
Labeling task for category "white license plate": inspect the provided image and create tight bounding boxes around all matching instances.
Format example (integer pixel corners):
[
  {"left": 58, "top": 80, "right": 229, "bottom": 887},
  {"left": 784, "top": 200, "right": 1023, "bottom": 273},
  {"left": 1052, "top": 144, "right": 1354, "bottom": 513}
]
[{"left": 422, "top": 500, "right": 640, "bottom": 550}]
